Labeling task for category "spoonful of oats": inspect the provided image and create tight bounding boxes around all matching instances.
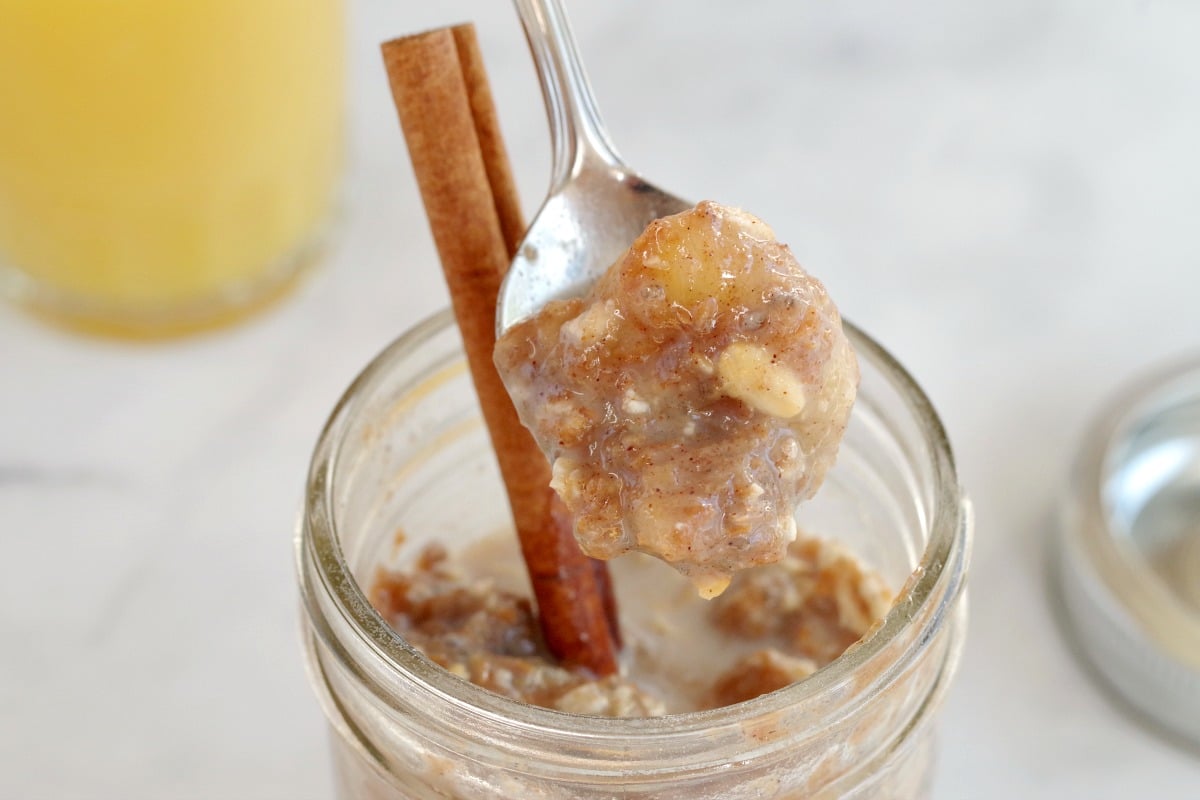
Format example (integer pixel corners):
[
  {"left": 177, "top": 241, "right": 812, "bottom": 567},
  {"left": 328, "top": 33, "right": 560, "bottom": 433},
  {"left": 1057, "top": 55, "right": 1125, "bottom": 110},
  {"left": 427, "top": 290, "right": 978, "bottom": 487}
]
[{"left": 496, "top": 0, "right": 858, "bottom": 597}]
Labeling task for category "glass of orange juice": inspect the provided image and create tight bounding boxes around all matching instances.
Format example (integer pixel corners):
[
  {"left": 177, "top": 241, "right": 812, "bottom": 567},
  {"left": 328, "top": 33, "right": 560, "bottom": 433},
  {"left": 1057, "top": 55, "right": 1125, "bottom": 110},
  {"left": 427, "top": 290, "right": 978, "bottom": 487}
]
[{"left": 0, "top": 0, "right": 345, "bottom": 337}]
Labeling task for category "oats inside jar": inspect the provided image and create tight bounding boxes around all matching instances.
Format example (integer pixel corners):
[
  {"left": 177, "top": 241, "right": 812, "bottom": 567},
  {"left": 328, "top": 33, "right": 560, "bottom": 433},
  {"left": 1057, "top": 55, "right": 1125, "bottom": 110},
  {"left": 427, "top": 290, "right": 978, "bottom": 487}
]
[
  {"left": 370, "top": 531, "right": 892, "bottom": 716},
  {"left": 495, "top": 201, "right": 859, "bottom": 596}
]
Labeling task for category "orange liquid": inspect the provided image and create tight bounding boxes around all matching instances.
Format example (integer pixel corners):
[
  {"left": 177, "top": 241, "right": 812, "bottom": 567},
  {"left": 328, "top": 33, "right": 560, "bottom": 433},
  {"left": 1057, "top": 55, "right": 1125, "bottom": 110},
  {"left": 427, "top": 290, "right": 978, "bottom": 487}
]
[{"left": 0, "top": 0, "right": 344, "bottom": 335}]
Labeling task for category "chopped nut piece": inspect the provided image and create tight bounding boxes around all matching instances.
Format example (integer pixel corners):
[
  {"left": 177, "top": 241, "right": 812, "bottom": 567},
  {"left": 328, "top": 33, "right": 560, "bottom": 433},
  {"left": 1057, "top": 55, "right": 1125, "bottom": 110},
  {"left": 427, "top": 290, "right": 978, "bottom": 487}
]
[{"left": 717, "top": 342, "right": 808, "bottom": 418}]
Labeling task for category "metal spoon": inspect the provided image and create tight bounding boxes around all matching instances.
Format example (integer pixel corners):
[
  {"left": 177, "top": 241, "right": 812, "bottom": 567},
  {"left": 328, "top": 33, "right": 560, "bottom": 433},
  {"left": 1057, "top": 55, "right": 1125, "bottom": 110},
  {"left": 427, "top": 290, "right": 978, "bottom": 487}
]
[{"left": 498, "top": 0, "right": 691, "bottom": 334}]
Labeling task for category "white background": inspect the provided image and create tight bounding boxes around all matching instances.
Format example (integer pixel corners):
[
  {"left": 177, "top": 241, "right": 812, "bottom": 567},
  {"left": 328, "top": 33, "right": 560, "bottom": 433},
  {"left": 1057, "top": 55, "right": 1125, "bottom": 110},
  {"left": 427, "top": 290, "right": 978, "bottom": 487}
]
[{"left": 3, "top": 0, "right": 1199, "bottom": 797}]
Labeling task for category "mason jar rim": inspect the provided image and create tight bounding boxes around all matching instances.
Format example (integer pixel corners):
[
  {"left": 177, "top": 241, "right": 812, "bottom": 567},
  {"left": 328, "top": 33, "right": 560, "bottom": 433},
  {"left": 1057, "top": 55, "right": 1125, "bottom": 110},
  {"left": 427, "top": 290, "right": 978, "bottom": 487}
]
[{"left": 301, "top": 307, "right": 968, "bottom": 749}]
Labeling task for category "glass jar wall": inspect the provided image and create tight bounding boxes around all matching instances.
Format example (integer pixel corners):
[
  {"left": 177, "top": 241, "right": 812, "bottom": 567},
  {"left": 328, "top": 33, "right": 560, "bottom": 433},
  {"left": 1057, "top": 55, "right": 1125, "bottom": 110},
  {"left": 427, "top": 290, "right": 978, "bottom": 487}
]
[{"left": 298, "top": 309, "right": 971, "bottom": 798}]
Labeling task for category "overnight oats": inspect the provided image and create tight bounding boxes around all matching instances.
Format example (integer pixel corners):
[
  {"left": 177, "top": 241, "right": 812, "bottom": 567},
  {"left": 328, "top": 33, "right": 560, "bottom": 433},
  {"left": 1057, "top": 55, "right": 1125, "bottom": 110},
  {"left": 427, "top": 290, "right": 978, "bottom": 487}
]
[
  {"left": 368, "top": 531, "right": 892, "bottom": 716},
  {"left": 495, "top": 202, "right": 859, "bottom": 597},
  {"left": 298, "top": 306, "right": 971, "bottom": 798},
  {"left": 358, "top": 201, "right": 894, "bottom": 721}
]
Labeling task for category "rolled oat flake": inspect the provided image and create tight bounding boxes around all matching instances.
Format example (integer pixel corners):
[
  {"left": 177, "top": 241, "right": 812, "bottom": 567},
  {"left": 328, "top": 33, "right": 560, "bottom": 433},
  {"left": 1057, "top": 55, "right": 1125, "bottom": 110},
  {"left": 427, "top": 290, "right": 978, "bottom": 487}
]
[{"left": 1056, "top": 357, "right": 1200, "bottom": 747}]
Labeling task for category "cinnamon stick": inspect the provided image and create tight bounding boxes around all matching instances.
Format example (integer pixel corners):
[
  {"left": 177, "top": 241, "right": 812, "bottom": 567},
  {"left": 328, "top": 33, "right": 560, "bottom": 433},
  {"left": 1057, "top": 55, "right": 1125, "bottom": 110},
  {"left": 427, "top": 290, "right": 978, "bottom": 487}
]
[
  {"left": 448, "top": 26, "right": 525, "bottom": 260},
  {"left": 381, "top": 26, "right": 620, "bottom": 675}
]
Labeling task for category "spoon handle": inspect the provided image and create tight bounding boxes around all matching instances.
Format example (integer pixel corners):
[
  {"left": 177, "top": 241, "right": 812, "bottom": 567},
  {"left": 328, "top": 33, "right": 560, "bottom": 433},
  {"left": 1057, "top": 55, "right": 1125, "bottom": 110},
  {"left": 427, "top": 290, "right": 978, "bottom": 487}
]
[{"left": 514, "top": 0, "right": 623, "bottom": 189}]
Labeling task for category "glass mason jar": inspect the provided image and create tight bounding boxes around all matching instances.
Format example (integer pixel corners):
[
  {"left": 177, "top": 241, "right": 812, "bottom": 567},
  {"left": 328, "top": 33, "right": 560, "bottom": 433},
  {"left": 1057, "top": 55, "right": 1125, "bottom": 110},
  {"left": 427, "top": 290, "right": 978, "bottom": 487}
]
[
  {"left": 0, "top": 0, "right": 344, "bottom": 338},
  {"left": 298, "top": 309, "right": 972, "bottom": 799}
]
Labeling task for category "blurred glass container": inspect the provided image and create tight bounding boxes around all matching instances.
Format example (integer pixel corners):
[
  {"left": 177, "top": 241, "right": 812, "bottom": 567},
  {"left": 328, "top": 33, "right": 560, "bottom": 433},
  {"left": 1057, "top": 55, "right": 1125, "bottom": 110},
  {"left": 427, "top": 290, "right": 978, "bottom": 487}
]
[
  {"left": 1057, "top": 357, "right": 1200, "bottom": 747},
  {"left": 0, "top": 0, "right": 345, "bottom": 338},
  {"left": 297, "top": 310, "right": 972, "bottom": 798}
]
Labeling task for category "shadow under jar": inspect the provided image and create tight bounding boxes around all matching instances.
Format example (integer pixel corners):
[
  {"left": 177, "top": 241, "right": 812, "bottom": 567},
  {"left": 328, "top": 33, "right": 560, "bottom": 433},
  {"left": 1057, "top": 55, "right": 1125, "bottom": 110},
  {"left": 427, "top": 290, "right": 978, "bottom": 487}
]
[{"left": 298, "top": 309, "right": 972, "bottom": 799}]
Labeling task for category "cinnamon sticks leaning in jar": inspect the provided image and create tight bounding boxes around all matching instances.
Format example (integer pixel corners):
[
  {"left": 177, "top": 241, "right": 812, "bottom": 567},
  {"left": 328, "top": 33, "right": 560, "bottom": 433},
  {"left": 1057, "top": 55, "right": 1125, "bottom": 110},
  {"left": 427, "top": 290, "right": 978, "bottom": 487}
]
[{"left": 381, "top": 25, "right": 620, "bottom": 675}]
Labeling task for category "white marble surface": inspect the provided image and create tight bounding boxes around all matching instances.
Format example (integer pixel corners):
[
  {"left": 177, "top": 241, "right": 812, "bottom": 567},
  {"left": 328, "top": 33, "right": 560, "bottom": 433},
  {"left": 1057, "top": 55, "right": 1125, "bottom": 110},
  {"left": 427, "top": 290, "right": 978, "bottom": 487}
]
[{"left": 3, "top": 0, "right": 1199, "bottom": 796}]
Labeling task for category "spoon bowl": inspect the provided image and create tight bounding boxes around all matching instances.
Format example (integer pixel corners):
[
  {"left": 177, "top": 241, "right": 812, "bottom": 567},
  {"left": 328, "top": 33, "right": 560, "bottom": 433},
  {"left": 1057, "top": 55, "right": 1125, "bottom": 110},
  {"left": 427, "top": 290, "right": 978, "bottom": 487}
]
[{"left": 498, "top": 0, "right": 691, "bottom": 335}]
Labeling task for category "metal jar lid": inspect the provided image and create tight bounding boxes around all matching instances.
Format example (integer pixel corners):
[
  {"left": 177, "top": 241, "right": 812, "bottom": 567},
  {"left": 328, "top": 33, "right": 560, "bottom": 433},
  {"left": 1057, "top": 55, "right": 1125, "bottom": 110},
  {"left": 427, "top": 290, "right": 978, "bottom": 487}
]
[{"left": 1055, "top": 357, "right": 1200, "bottom": 748}]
